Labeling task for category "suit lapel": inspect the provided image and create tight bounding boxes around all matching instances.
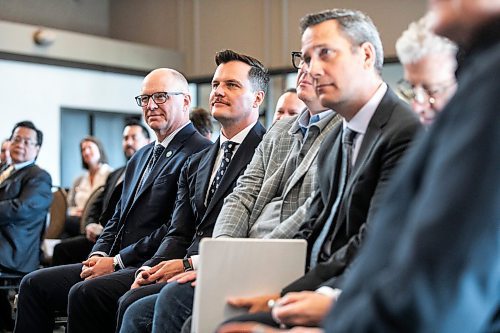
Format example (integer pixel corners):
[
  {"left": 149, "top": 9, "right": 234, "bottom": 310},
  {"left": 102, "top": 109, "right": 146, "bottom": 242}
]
[
  {"left": 194, "top": 140, "right": 220, "bottom": 214},
  {"left": 332, "top": 89, "right": 396, "bottom": 236},
  {"left": 122, "top": 144, "right": 153, "bottom": 214},
  {"left": 133, "top": 124, "right": 195, "bottom": 201},
  {"left": 349, "top": 89, "right": 395, "bottom": 183},
  {"left": 284, "top": 114, "right": 341, "bottom": 195},
  {"left": 205, "top": 122, "right": 265, "bottom": 216}
]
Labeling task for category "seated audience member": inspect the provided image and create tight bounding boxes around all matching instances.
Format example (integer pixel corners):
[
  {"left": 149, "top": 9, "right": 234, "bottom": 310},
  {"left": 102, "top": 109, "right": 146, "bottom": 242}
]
[
  {"left": 51, "top": 121, "right": 150, "bottom": 265},
  {"left": 272, "top": 88, "right": 306, "bottom": 123},
  {"left": 396, "top": 13, "right": 457, "bottom": 125},
  {"left": 64, "top": 136, "right": 113, "bottom": 237},
  {"left": 220, "top": 1, "right": 500, "bottom": 332},
  {"left": 14, "top": 68, "right": 211, "bottom": 333},
  {"left": 190, "top": 107, "right": 214, "bottom": 140},
  {"left": 217, "top": 8, "right": 421, "bottom": 330},
  {"left": 117, "top": 49, "right": 268, "bottom": 332},
  {"left": 130, "top": 9, "right": 420, "bottom": 332},
  {"left": 0, "top": 121, "right": 52, "bottom": 331},
  {"left": 0, "top": 139, "right": 11, "bottom": 171}
]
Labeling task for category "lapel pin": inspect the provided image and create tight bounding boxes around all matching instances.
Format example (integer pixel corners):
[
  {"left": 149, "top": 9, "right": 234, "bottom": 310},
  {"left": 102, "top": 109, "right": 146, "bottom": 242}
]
[{"left": 166, "top": 151, "right": 172, "bottom": 158}]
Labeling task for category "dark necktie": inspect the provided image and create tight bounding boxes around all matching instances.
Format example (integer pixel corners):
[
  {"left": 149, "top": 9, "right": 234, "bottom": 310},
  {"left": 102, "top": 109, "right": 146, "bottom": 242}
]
[
  {"left": 309, "top": 127, "right": 357, "bottom": 267},
  {"left": 136, "top": 144, "right": 165, "bottom": 194},
  {"left": 206, "top": 141, "right": 237, "bottom": 206}
]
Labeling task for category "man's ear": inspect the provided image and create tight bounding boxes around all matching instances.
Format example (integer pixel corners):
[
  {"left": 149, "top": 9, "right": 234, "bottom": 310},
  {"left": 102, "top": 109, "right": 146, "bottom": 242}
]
[
  {"left": 360, "top": 42, "right": 376, "bottom": 70},
  {"left": 183, "top": 94, "right": 192, "bottom": 112},
  {"left": 253, "top": 91, "right": 265, "bottom": 108}
]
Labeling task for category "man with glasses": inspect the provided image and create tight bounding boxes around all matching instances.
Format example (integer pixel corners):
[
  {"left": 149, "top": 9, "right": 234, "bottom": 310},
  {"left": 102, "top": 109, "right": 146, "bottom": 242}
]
[
  {"left": 15, "top": 68, "right": 211, "bottom": 333},
  {"left": 218, "top": 8, "right": 421, "bottom": 331},
  {"left": 0, "top": 121, "right": 52, "bottom": 331},
  {"left": 396, "top": 14, "right": 457, "bottom": 126}
]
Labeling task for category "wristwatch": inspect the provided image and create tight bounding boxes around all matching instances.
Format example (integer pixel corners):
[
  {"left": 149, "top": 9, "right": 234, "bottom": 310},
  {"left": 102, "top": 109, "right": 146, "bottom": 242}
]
[
  {"left": 182, "top": 258, "right": 193, "bottom": 272},
  {"left": 113, "top": 255, "right": 120, "bottom": 272}
]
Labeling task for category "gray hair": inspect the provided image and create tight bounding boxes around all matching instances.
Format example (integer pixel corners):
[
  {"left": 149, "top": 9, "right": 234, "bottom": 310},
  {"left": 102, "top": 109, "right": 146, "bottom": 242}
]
[
  {"left": 396, "top": 14, "right": 457, "bottom": 65},
  {"left": 300, "top": 9, "right": 384, "bottom": 73}
]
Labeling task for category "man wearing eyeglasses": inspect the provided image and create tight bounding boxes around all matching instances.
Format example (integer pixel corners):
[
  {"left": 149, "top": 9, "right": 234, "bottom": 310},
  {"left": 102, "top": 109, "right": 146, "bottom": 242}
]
[
  {"left": 218, "top": 9, "right": 422, "bottom": 331},
  {"left": 15, "top": 69, "right": 211, "bottom": 333},
  {"left": 396, "top": 14, "right": 458, "bottom": 126},
  {"left": 0, "top": 121, "right": 52, "bottom": 331}
]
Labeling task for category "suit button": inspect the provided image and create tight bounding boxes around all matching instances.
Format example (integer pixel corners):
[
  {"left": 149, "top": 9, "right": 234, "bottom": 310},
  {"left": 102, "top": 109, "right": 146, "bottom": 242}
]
[{"left": 197, "top": 231, "right": 203, "bottom": 236}]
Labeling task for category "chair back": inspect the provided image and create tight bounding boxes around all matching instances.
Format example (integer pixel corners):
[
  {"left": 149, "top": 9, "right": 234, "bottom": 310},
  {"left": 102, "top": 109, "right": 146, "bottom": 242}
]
[
  {"left": 44, "top": 187, "right": 67, "bottom": 239},
  {"left": 79, "top": 185, "right": 105, "bottom": 234}
]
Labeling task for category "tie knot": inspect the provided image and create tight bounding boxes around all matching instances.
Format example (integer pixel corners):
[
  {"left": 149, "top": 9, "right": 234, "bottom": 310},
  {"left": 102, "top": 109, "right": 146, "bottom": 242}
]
[
  {"left": 342, "top": 127, "right": 357, "bottom": 146},
  {"left": 221, "top": 141, "right": 237, "bottom": 154}
]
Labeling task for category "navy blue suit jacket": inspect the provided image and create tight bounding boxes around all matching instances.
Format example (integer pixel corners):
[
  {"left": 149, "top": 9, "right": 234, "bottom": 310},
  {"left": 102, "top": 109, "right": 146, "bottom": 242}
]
[
  {"left": 283, "top": 88, "right": 422, "bottom": 294},
  {"left": 0, "top": 164, "right": 52, "bottom": 273},
  {"left": 92, "top": 123, "right": 211, "bottom": 267},
  {"left": 325, "top": 24, "right": 500, "bottom": 333},
  {"left": 143, "top": 122, "right": 266, "bottom": 266}
]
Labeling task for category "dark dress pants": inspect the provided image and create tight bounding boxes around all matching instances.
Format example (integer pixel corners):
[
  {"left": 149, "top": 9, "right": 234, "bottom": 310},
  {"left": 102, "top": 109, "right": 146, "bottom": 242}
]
[
  {"left": 67, "top": 267, "right": 136, "bottom": 333},
  {"left": 14, "top": 264, "right": 136, "bottom": 333},
  {"left": 14, "top": 263, "right": 83, "bottom": 333}
]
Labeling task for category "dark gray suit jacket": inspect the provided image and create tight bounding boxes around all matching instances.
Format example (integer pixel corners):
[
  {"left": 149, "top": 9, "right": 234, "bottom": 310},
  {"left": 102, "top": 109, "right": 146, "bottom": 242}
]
[
  {"left": 92, "top": 123, "right": 211, "bottom": 267},
  {"left": 0, "top": 164, "right": 52, "bottom": 273},
  {"left": 143, "top": 122, "right": 266, "bottom": 266},
  {"left": 283, "top": 88, "right": 421, "bottom": 294},
  {"left": 325, "top": 23, "right": 500, "bottom": 333}
]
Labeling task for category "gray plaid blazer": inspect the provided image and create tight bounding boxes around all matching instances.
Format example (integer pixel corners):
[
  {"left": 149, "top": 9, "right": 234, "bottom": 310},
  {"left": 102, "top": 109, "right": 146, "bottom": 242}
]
[{"left": 213, "top": 110, "right": 341, "bottom": 239}]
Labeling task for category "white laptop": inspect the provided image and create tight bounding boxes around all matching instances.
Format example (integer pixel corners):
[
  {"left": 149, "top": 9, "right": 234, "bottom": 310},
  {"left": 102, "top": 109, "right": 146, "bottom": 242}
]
[{"left": 191, "top": 238, "right": 307, "bottom": 333}]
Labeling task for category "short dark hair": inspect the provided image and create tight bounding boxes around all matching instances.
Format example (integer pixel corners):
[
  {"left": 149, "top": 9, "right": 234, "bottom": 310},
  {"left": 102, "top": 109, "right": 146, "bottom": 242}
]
[
  {"left": 299, "top": 9, "right": 384, "bottom": 73},
  {"left": 11, "top": 120, "right": 43, "bottom": 147},
  {"left": 285, "top": 88, "right": 297, "bottom": 94},
  {"left": 80, "top": 136, "right": 108, "bottom": 170},
  {"left": 190, "top": 107, "right": 213, "bottom": 138},
  {"left": 215, "top": 49, "right": 270, "bottom": 93},
  {"left": 125, "top": 120, "right": 150, "bottom": 139}
]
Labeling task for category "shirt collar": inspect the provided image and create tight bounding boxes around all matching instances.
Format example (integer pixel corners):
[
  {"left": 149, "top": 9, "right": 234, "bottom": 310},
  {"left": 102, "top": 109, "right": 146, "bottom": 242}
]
[
  {"left": 292, "top": 108, "right": 335, "bottom": 135},
  {"left": 344, "top": 82, "right": 387, "bottom": 134},
  {"left": 13, "top": 160, "right": 35, "bottom": 170},
  {"left": 156, "top": 121, "right": 191, "bottom": 148},
  {"left": 219, "top": 121, "right": 256, "bottom": 147}
]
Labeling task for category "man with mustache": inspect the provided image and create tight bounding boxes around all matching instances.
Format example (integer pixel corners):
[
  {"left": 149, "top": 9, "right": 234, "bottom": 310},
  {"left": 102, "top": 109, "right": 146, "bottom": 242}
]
[
  {"left": 15, "top": 68, "right": 211, "bottom": 333},
  {"left": 51, "top": 121, "right": 151, "bottom": 265}
]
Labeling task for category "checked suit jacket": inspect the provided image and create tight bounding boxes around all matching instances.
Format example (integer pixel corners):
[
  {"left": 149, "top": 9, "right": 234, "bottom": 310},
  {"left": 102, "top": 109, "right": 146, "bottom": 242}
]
[
  {"left": 283, "top": 88, "right": 422, "bottom": 294},
  {"left": 213, "top": 110, "right": 341, "bottom": 239},
  {"left": 91, "top": 123, "right": 211, "bottom": 267},
  {"left": 143, "top": 122, "right": 266, "bottom": 266}
]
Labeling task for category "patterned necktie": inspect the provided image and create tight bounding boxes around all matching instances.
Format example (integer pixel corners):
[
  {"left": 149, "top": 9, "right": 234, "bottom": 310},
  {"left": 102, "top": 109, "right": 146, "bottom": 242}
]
[
  {"left": 0, "top": 165, "right": 14, "bottom": 184},
  {"left": 136, "top": 144, "right": 165, "bottom": 194},
  {"left": 309, "top": 127, "right": 357, "bottom": 267},
  {"left": 206, "top": 141, "right": 238, "bottom": 206}
]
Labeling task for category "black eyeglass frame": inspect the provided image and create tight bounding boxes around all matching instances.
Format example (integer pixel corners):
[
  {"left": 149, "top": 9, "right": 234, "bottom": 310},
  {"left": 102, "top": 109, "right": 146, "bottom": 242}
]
[{"left": 134, "top": 92, "right": 185, "bottom": 107}]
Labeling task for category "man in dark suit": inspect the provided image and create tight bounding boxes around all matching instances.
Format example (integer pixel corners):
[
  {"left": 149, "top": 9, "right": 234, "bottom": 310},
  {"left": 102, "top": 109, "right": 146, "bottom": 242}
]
[
  {"left": 0, "top": 121, "right": 52, "bottom": 331},
  {"left": 218, "top": 9, "right": 421, "bottom": 331},
  {"left": 321, "top": 2, "right": 500, "bottom": 332},
  {"left": 116, "top": 50, "right": 269, "bottom": 333},
  {"left": 51, "top": 121, "right": 151, "bottom": 265},
  {"left": 14, "top": 68, "right": 211, "bottom": 333}
]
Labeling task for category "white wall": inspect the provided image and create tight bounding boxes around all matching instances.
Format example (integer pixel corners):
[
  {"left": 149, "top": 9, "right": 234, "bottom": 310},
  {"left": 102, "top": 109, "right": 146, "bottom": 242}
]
[{"left": 0, "top": 59, "right": 144, "bottom": 185}]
